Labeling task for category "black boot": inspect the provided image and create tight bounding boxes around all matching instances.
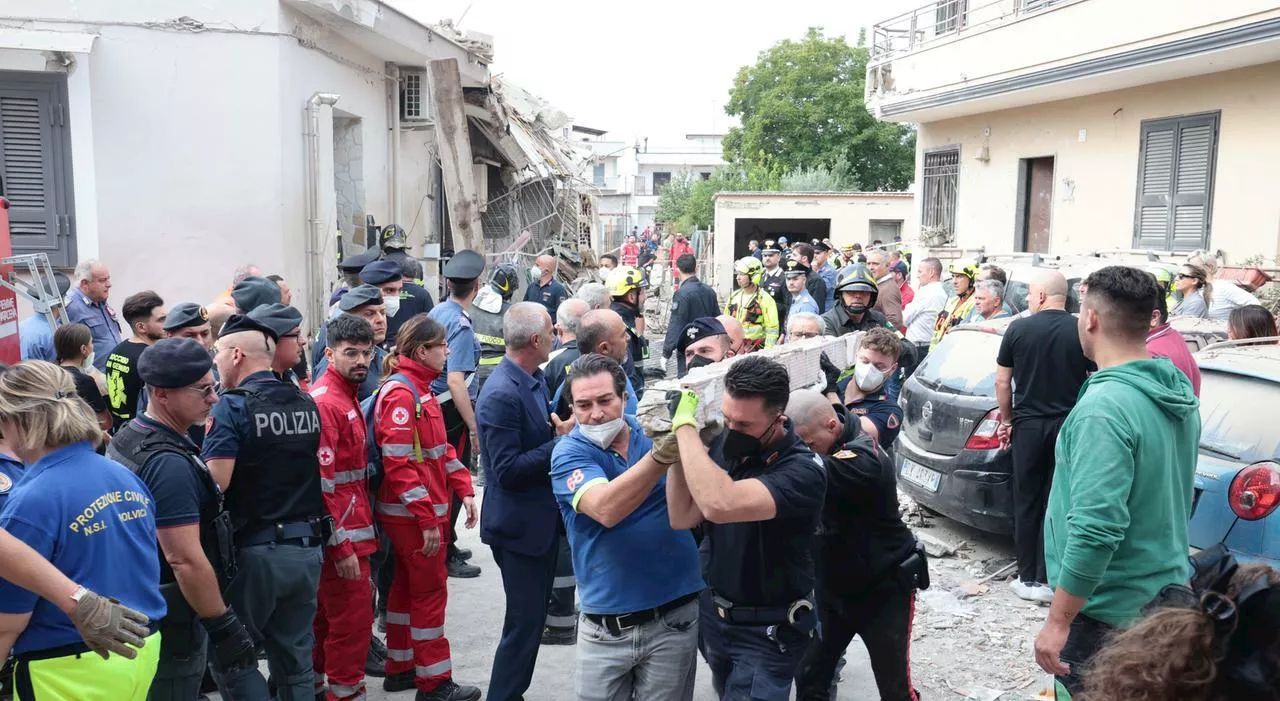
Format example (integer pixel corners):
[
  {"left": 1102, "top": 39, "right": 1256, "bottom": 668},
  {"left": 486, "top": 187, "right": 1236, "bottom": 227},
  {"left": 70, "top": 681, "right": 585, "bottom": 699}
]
[
  {"left": 446, "top": 555, "right": 481, "bottom": 578},
  {"left": 455, "top": 548, "right": 473, "bottom": 561},
  {"left": 416, "top": 680, "right": 482, "bottom": 701},
  {"left": 384, "top": 671, "right": 416, "bottom": 693},
  {"left": 366, "top": 636, "right": 388, "bottom": 677}
]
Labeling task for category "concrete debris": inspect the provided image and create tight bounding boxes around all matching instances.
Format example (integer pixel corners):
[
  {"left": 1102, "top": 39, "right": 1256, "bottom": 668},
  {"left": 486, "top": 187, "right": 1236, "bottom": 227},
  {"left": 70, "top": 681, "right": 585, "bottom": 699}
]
[
  {"left": 916, "top": 531, "right": 961, "bottom": 558},
  {"left": 957, "top": 581, "right": 990, "bottom": 599}
]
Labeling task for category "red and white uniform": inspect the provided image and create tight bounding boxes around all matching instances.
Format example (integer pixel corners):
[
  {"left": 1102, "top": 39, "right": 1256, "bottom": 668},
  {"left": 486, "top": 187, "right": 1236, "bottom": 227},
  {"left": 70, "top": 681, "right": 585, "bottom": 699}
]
[
  {"left": 669, "top": 237, "right": 694, "bottom": 269},
  {"left": 373, "top": 357, "right": 474, "bottom": 693},
  {"left": 620, "top": 242, "right": 641, "bottom": 267},
  {"left": 309, "top": 364, "right": 377, "bottom": 701}
]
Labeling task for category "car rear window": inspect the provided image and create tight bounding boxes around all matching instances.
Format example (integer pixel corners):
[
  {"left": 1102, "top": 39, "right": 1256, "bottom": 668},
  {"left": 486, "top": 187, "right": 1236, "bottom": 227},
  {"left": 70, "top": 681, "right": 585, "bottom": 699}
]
[
  {"left": 1199, "top": 370, "right": 1280, "bottom": 464},
  {"left": 913, "top": 329, "right": 1003, "bottom": 397}
]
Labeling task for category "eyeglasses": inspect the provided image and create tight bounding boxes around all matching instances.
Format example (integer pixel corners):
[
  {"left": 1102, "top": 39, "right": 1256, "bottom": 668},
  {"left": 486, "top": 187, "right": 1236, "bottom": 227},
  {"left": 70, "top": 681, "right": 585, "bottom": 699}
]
[
  {"left": 1177, "top": 274, "right": 1197, "bottom": 280},
  {"left": 182, "top": 384, "right": 217, "bottom": 399}
]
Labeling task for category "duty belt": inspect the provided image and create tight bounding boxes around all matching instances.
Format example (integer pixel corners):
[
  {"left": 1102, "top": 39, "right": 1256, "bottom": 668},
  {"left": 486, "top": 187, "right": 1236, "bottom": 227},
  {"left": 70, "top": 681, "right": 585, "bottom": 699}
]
[
  {"left": 711, "top": 591, "right": 814, "bottom": 627},
  {"left": 583, "top": 591, "right": 699, "bottom": 636},
  {"left": 236, "top": 519, "right": 325, "bottom": 548}
]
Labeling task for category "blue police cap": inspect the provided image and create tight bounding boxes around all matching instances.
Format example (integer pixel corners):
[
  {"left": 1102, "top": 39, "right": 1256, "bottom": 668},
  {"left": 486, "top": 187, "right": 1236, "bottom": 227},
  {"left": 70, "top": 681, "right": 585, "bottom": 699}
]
[
  {"left": 677, "top": 317, "right": 727, "bottom": 354},
  {"left": 231, "top": 276, "right": 281, "bottom": 313},
  {"left": 338, "top": 248, "right": 379, "bottom": 274},
  {"left": 359, "top": 260, "right": 403, "bottom": 286},
  {"left": 138, "top": 338, "right": 213, "bottom": 388},
  {"left": 219, "top": 313, "right": 280, "bottom": 342},
  {"left": 247, "top": 303, "right": 303, "bottom": 338},
  {"left": 442, "top": 249, "right": 485, "bottom": 281},
  {"left": 338, "top": 284, "right": 383, "bottom": 312},
  {"left": 164, "top": 302, "right": 209, "bottom": 332}
]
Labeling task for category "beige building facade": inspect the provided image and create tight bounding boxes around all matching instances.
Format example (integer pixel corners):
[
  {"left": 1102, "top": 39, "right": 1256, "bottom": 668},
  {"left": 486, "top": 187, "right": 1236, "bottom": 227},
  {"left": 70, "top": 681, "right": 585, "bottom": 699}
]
[
  {"left": 711, "top": 192, "right": 915, "bottom": 296},
  {"left": 867, "top": 0, "right": 1280, "bottom": 261}
]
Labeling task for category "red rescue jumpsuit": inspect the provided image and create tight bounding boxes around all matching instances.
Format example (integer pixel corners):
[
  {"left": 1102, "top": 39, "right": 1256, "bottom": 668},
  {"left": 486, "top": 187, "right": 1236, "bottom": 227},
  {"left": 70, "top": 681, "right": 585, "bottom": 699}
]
[
  {"left": 310, "top": 365, "right": 378, "bottom": 701},
  {"left": 373, "top": 357, "right": 475, "bottom": 694}
]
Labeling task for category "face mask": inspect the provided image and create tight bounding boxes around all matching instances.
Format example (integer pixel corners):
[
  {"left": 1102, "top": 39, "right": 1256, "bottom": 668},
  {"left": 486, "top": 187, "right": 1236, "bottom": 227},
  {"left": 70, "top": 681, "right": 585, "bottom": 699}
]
[
  {"left": 687, "top": 354, "right": 715, "bottom": 371},
  {"left": 845, "top": 301, "right": 868, "bottom": 316},
  {"left": 854, "top": 361, "right": 887, "bottom": 392},
  {"left": 81, "top": 351, "right": 95, "bottom": 372},
  {"left": 382, "top": 294, "right": 401, "bottom": 318},
  {"left": 721, "top": 420, "right": 775, "bottom": 462},
  {"left": 529, "top": 266, "right": 543, "bottom": 283},
  {"left": 579, "top": 416, "right": 625, "bottom": 449}
]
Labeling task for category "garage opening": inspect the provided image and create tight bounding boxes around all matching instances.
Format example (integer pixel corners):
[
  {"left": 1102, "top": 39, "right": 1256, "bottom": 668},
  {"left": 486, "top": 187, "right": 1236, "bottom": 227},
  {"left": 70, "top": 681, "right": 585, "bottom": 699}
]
[{"left": 732, "top": 218, "right": 831, "bottom": 259}]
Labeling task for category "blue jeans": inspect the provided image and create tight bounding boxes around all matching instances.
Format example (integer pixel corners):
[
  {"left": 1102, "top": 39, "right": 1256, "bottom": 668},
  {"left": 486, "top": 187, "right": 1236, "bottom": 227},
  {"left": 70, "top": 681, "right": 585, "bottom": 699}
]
[
  {"left": 575, "top": 598, "right": 699, "bottom": 701},
  {"left": 697, "top": 590, "right": 814, "bottom": 701}
]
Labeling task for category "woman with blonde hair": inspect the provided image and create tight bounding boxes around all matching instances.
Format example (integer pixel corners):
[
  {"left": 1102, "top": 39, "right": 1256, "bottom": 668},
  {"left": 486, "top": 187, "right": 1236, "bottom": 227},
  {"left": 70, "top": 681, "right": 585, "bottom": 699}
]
[{"left": 0, "top": 360, "right": 165, "bottom": 700}]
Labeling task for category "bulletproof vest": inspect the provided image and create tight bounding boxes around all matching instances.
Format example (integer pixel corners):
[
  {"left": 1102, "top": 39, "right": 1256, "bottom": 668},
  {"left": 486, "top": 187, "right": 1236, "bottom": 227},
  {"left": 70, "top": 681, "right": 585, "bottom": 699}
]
[
  {"left": 471, "top": 300, "right": 508, "bottom": 387},
  {"left": 108, "top": 421, "right": 233, "bottom": 588},
  {"left": 222, "top": 379, "right": 325, "bottom": 536}
]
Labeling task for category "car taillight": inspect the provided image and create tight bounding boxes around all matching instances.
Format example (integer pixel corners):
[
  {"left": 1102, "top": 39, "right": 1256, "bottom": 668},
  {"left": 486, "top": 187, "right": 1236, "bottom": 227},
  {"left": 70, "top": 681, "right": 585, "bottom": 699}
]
[
  {"left": 1228, "top": 462, "right": 1280, "bottom": 521},
  {"left": 964, "top": 409, "right": 1003, "bottom": 451}
]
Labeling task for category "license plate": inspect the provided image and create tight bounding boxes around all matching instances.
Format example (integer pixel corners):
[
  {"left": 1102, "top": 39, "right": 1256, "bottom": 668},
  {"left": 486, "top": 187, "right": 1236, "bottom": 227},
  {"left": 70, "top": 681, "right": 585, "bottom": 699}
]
[{"left": 901, "top": 460, "right": 942, "bottom": 492}]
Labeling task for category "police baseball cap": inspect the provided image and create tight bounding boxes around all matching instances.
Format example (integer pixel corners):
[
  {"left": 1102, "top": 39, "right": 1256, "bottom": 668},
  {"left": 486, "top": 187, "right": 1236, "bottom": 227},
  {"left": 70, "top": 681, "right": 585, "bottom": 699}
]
[
  {"left": 164, "top": 302, "right": 210, "bottom": 332},
  {"left": 139, "top": 339, "right": 213, "bottom": 388},
  {"left": 359, "top": 260, "right": 402, "bottom": 286},
  {"left": 784, "top": 260, "right": 811, "bottom": 277},
  {"left": 248, "top": 303, "right": 303, "bottom": 338},
  {"left": 762, "top": 247, "right": 781, "bottom": 255},
  {"left": 219, "top": 313, "right": 280, "bottom": 342},
  {"left": 814, "top": 242, "right": 832, "bottom": 253},
  {"left": 231, "top": 276, "right": 281, "bottom": 313},
  {"left": 443, "top": 249, "right": 485, "bottom": 281},
  {"left": 338, "top": 284, "right": 383, "bottom": 312},
  {"left": 337, "top": 247, "right": 379, "bottom": 274},
  {"left": 677, "top": 317, "right": 727, "bottom": 355}
]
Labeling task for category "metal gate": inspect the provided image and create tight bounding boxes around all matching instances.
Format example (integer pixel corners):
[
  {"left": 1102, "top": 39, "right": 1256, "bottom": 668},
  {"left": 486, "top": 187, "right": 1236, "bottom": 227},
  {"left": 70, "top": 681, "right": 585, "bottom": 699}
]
[{"left": 921, "top": 147, "right": 960, "bottom": 245}]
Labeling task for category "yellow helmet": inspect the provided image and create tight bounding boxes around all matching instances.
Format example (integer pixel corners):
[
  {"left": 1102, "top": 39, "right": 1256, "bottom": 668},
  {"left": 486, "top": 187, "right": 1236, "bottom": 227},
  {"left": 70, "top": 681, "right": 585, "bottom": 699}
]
[
  {"left": 1147, "top": 264, "right": 1174, "bottom": 294},
  {"left": 606, "top": 265, "right": 647, "bottom": 298},
  {"left": 734, "top": 257, "right": 764, "bottom": 286},
  {"left": 948, "top": 259, "right": 979, "bottom": 280}
]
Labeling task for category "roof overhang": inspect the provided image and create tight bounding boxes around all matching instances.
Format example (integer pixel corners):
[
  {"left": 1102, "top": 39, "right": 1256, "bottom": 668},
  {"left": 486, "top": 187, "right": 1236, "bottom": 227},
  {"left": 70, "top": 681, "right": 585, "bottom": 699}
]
[
  {"left": 0, "top": 27, "right": 96, "bottom": 54},
  {"left": 282, "top": 0, "right": 489, "bottom": 87}
]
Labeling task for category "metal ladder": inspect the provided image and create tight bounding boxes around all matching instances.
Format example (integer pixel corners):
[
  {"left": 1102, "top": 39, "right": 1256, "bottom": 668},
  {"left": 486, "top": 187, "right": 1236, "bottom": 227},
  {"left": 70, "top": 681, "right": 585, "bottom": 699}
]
[{"left": 0, "top": 252, "right": 66, "bottom": 335}]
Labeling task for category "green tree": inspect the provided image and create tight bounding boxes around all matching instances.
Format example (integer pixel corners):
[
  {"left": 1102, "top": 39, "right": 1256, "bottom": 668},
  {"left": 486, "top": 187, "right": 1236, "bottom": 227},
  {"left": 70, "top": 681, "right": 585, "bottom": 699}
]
[
  {"left": 724, "top": 27, "right": 915, "bottom": 191},
  {"left": 654, "top": 173, "right": 693, "bottom": 226},
  {"left": 780, "top": 156, "right": 861, "bottom": 192},
  {"left": 656, "top": 166, "right": 780, "bottom": 233}
]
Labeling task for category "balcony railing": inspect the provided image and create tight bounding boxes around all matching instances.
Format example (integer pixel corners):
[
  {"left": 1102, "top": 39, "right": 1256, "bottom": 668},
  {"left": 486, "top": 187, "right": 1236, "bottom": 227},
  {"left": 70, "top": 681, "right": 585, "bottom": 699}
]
[{"left": 870, "top": 0, "right": 1075, "bottom": 62}]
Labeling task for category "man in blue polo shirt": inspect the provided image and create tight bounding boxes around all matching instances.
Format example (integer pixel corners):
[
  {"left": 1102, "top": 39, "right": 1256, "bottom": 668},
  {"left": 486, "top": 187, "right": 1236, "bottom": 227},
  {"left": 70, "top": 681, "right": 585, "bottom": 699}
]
[
  {"left": 551, "top": 353, "right": 703, "bottom": 700},
  {"left": 524, "top": 254, "right": 569, "bottom": 319}
]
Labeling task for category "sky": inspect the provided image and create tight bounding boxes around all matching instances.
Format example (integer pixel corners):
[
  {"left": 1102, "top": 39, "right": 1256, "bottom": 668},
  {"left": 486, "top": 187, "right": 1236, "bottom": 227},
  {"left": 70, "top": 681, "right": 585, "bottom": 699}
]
[{"left": 392, "top": 0, "right": 920, "bottom": 147}]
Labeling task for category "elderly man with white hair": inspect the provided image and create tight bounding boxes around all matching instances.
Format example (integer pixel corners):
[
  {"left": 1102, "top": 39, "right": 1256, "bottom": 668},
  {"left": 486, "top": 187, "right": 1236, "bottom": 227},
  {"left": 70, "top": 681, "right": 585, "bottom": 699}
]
[
  {"left": 786, "top": 311, "right": 824, "bottom": 342},
  {"left": 575, "top": 282, "right": 610, "bottom": 311},
  {"left": 65, "top": 259, "right": 122, "bottom": 371},
  {"left": 965, "top": 280, "right": 1012, "bottom": 323}
]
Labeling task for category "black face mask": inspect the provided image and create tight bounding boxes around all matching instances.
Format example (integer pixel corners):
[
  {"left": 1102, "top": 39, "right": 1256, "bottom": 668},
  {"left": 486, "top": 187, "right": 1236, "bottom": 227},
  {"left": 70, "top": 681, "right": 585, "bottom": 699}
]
[
  {"left": 721, "top": 419, "right": 777, "bottom": 462},
  {"left": 686, "top": 355, "right": 715, "bottom": 372}
]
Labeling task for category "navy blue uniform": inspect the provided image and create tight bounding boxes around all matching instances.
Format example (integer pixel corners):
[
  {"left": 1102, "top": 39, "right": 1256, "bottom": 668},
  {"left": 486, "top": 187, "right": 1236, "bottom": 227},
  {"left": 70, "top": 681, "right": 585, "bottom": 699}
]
[
  {"left": 386, "top": 282, "right": 434, "bottom": 343},
  {"left": 523, "top": 278, "right": 568, "bottom": 319},
  {"left": 837, "top": 379, "right": 904, "bottom": 451},
  {"left": 662, "top": 275, "right": 721, "bottom": 376},
  {"left": 0, "top": 453, "right": 24, "bottom": 512}
]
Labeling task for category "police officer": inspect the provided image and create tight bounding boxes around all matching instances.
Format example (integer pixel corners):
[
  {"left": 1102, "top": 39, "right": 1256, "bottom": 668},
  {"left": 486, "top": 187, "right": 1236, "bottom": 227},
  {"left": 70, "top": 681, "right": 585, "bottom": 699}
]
[
  {"left": 822, "top": 264, "right": 917, "bottom": 390},
  {"left": 470, "top": 264, "right": 520, "bottom": 390},
  {"left": 249, "top": 303, "right": 306, "bottom": 387},
  {"left": 428, "top": 250, "right": 485, "bottom": 578},
  {"left": 108, "top": 339, "right": 268, "bottom": 700},
  {"left": 834, "top": 328, "right": 905, "bottom": 452},
  {"left": 605, "top": 265, "right": 649, "bottom": 399},
  {"left": 136, "top": 302, "right": 216, "bottom": 448},
  {"left": 331, "top": 248, "right": 380, "bottom": 308},
  {"left": 202, "top": 314, "right": 328, "bottom": 700},
  {"left": 313, "top": 286, "right": 391, "bottom": 400},
  {"left": 813, "top": 242, "right": 839, "bottom": 312},
  {"left": 229, "top": 276, "right": 281, "bottom": 315},
  {"left": 665, "top": 356, "right": 827, "bottom": 698},
  {"left": 663, "top": 253, "right": 720, "bottom": 377},
  {"left": 789, "top": 389, "right": 925, "bottom": 701},
  {"left": 677, "top": 316, "right": 733, "bottom": 377}
]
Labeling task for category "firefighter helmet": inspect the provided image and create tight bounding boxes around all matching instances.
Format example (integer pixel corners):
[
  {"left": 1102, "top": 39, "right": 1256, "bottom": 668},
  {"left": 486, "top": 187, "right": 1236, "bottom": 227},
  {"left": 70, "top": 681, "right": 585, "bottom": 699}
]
[
  {"left": 1147, "top": 264, "right": 1174, "bottom": 294},
  {"left": 490, "top": 263, "right": 520, "bottom": 299},
  {"left": 948, "top": 259, "right": 979, "bottom": 280},
  {"left": 606, "top": 265, "right": 647, "bottom": 298},
  {"left": 380, "top": 224, "right": 408, "bottom": 251},
  {"left": 834, "top": 263, "right": 880, "bottom": 308},
  {"left": 734, "top": 257, "right": 764, "bottom": 287}
]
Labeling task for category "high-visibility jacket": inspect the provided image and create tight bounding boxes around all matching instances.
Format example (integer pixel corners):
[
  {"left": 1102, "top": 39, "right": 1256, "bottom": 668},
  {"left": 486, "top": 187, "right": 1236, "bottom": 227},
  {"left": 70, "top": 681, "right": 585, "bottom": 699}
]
[
  {"left": 372, "top": 357, "right": 475, "bottom": 532},
  {"left": 930, "top": 291, "right": 976, "bottom": 349},
  {"left": 310, "top": 365, "right": 377, "bottom": 560},
  {"left": 725, "top": 287, "right": 780, "bottom": 350}
]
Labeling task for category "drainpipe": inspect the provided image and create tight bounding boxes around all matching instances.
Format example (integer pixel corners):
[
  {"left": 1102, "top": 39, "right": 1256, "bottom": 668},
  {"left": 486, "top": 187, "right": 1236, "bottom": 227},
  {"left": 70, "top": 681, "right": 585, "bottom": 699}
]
[
  {"left": 386, "top": 63, "right": 402, "bottom": 236},
  {"left": 304, "top": 92, "right": 341, "bottom": 329}
]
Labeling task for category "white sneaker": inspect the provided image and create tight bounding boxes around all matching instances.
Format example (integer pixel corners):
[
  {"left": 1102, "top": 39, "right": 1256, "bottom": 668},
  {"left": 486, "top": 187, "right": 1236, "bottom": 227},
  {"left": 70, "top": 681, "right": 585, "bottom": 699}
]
[{"left": 1010, "top": 580, "right": 1055, "bottom": 604}]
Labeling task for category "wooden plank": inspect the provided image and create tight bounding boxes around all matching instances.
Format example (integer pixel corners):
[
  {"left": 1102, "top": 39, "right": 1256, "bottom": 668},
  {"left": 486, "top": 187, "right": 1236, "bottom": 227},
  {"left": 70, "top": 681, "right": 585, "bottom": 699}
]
[
  {"left": 426, "top": 58, "right": 484, "bottom": 253},
  {"left": 636, "top": 333, "right": 865, "bottom": 436}
]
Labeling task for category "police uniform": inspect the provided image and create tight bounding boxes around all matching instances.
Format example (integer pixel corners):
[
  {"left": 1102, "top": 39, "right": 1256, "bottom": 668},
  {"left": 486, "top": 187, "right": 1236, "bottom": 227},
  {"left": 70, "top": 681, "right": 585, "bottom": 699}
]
[
  {"left": 202, "top": 314, "right": 327, "bottom": 700},
  {"left": 249, "top": 303, "right": 306, "bottom": 387},
  {"left": 136, "top": 302, "right": 216, "bottom": 448},
  {"left": 0, "top": 452, "right": 23, "bottom": 511},
  {"left": 699, "top": 421, "right": 827, "bottom": 700},
  {"left": 108, "top": 339, "right": 266, "bottom": 700},
  {"left": 795, "top": 406, "right": 925, "bottom": 701},
  {"left": 231, "top": 276, "right": 282, "bottom": 314},
  {"left": 313, "top": 286, "right": 391, "bottom": 401},
  {"left": 759, "top": 252, "right": 789, "bottom": 323},
  {"left": 814, "top": 243, "right": 839, "bottom": 313},
  {"left": 676, "top": 316, "right": 728, "bottom": 379},
  {"left": 835, "top": 378, "right": 904, "bottom": 452},
  {"left": 329, "top": 248, "right": 380, "bottom": 308},
  {"left": 429, "top": 250, "right": 484, "bottom": 573},
  {"left": 785, "top": 261, "right": 821, "bottom": 317}
]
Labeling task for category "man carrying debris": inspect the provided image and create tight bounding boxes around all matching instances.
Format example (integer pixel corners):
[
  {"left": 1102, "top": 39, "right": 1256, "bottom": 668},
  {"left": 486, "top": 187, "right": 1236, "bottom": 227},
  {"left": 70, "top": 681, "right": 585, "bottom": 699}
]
[{"left": 789, "top": 388, "right": 924, "bottom": 701}]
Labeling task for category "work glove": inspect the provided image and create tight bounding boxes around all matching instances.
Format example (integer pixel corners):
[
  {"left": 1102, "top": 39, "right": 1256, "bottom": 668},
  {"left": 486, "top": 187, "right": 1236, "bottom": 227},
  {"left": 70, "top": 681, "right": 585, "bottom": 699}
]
[
  {"left": 666, "top": 390, "right": 700, "bottom": 432},
  {"left": 202, "top": 607, "right": 258, "bottom": 672},
  {"left": 69, "top": 588, "right": 150, "bottom": 659},
  {"left": 819, "top": 352, "right": 840, "bottom": 396},
  {"left": 650, "top": 432, "right": 681, "bottom": 466}
]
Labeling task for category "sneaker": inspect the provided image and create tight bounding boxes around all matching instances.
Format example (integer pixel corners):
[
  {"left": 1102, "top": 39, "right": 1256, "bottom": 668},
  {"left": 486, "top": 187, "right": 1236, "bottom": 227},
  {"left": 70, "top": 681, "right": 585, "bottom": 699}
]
[
  {"left": 384, "top": 671, "right": 416, "bottom": 693},
  {"left": 1010, "top": 579, "right": 1056, "bottom": 604},
  {"left": 455, "top": 548, "right": 473, "bottom": 561},
  {"left": 540, "top": 626, "right": 577, "bottom": 645},
  {"left": 416, "top": 680, "right": 482, "bottom": 701},
  {"left": 365, "top": 637, "right": 389, "bottom": 677},
  {"left": 447, "top": 556, "right": 481, "bottom": 578}
]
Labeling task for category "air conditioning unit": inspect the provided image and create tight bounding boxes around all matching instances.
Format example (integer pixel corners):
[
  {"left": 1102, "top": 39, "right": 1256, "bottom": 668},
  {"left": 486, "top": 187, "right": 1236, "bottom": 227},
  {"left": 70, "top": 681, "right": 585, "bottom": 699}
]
[{"left": 400, "top": 71, "right": 430, "bottom": 122}]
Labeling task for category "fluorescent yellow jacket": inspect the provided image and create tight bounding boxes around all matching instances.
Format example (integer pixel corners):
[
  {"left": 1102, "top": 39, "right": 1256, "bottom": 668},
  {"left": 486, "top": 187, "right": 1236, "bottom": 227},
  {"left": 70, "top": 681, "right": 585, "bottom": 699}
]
[
  {"left": 930, "top": 291, "right": 976, "bottom": 350},
  {"left": 725, "top": 288, "right": 780, "bottom": 349}
]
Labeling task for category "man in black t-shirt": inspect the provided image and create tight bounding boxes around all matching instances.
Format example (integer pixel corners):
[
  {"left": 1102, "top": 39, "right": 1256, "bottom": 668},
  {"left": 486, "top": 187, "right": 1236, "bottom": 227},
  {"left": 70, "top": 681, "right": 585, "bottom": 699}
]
[
  {"left": 995, "top": 271, "right": 1095, "bottom": 603},
  {"left": 666, "top": 356, "right": 826, "bottom": 699},
  {"left": 105, "top": 290, "right": 167, "bottom": 432}
]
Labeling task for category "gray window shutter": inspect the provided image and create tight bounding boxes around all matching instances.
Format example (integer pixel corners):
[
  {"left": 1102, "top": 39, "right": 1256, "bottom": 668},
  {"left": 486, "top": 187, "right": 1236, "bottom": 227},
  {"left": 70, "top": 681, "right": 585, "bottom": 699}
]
[
  {"left": 1133, "top": 112, "right": 1218, "bottom": 252},
  {"left": 1135, "top": 126, "right": 1174, "bottom": 249},
  {"left": 1171, "top": 118, "right": 1215, "bottom": 251},
  {"left": 0, "top": 73, "right": 75, "bottom": 267}
]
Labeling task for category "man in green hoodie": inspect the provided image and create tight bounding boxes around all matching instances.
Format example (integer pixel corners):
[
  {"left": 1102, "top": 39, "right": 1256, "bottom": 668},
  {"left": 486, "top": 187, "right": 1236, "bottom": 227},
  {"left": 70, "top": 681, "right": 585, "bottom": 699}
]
[{"left": 1034, "top": 266, "right": 1200, "bottom": 697}]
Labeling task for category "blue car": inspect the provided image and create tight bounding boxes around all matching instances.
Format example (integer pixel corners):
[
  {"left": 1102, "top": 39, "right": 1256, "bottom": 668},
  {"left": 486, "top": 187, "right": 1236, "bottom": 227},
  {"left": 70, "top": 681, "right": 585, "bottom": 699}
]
[{"left": 1187, "top": 340, "right": 1280, "bottom": 568}]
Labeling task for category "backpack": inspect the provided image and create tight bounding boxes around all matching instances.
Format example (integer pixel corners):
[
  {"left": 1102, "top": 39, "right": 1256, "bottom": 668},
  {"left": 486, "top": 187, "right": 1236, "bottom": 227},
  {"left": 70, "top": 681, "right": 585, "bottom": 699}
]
[{"left": 361, "top": 372, "right": 424, "bottom": 495}]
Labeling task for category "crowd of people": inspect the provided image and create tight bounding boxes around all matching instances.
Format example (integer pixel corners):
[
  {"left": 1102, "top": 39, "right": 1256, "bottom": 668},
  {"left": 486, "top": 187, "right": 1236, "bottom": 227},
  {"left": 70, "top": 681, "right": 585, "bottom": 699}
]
[{"left": 0, "top": 222, "right": 1278, "bottom": 701}]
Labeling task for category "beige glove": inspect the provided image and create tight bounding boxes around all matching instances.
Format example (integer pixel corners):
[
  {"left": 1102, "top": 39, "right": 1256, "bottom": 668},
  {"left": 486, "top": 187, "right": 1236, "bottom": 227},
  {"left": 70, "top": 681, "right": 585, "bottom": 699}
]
[
  {"left": 650, "top": 432, "right": 681, "bottom": 465},
  {"left": 69, "top": 588, "right": 150, "bottom": 659}
]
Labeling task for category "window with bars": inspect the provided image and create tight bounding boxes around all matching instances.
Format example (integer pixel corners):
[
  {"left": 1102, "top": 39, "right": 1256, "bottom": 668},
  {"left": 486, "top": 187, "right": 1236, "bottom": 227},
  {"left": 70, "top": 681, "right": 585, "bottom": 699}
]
[
  {"left": 1133, "top": 112, "right": 1219, "bottom": 252},
  {"left": 400, "top": 72, "right": 427, "bottom": 120},
  {"left": 921, "top": 146, "right": 960, "bottom": 241},
  {"left": 0, "top": 72, "right": 75, "bottom": 267}
]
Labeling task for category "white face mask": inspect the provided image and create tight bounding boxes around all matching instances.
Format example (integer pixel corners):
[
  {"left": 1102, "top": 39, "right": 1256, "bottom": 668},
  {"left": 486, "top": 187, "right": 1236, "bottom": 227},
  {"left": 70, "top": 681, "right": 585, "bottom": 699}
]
[
  {"left": 529, "top": 265, "right": 543, "bottom": 284},
  {"left": 853, "top": 361, "right": 887, "bottom": 392},
  {"left": 382, "top": 294, "right": 401, "bottom": 318},
  {"left": 81, "top": 351, "right": 96, "bottom": 372},
  {"left": 579, "top": 416, "right": 625, "bottom": 449}
]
